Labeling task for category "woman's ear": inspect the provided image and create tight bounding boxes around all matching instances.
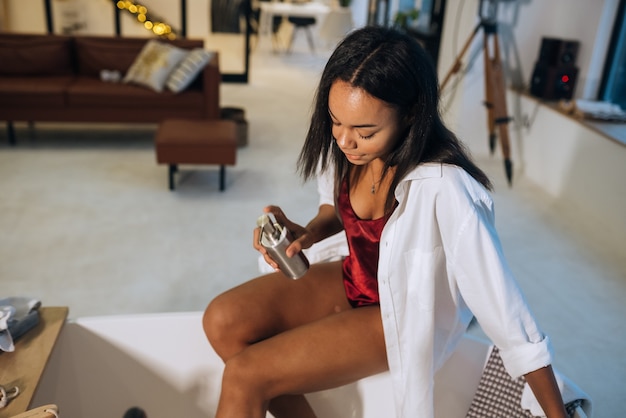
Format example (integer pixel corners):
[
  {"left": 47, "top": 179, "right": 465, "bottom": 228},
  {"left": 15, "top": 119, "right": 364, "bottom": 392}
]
[
  {"left": 402, "top": 104, "right": 419, "bottom": 127},
  {"left": 402, "top": 113, "right": 415, "bottom": 130}
]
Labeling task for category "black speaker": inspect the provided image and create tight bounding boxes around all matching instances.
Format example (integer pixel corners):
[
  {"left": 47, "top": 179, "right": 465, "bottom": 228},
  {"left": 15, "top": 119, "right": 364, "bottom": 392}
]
[
  {"left": 552, "top": 65, "right": 579, "bottom": 99},
  {"left": 537, "top": 37, "right": 563, "bottom": 66},
  {"left": 530, "top": 37, "right": 580, "bottom": 100},
  {"left": 530, "top": 63, "right": 551, "bottom": 97},
  {"left": 537, "top": 37, "right": 580, "bottom": 66},
  {"left": 530, "top": 62, "right": 579, "bottom": 100},
  {"left": 556, "top": 40, "right": 580, "bottom": 66}
]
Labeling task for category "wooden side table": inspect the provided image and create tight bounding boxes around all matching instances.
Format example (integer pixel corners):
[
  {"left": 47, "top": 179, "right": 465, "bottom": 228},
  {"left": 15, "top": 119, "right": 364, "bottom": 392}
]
[{"left": 0, "top": 307, "right": 69, "bottom": 418}]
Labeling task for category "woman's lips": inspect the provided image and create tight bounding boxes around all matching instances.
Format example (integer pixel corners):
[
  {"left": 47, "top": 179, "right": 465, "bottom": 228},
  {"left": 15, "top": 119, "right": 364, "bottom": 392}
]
[{"left": 344, "top": 153, "right": 364, "bottom": 161}]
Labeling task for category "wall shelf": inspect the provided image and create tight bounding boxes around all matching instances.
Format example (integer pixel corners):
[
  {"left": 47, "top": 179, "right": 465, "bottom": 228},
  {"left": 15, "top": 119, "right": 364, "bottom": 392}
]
[{"left": 512, "top": 88, "right": 626, "bottom": 147}]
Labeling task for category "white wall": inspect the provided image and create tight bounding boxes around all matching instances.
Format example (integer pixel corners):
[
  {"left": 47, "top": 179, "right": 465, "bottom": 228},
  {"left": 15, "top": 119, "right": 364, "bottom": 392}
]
[
  {"left": 512, "top": 93, "right": 626, "bottom": 250},
  {"left": 438, "top": 0, "right": 625, "bottom": 250}
]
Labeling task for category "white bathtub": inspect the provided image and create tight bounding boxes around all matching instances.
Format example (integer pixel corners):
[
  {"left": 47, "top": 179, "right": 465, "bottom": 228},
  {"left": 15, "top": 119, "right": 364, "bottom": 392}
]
[{"left": 31, "top": 312, "right": 491, "bottom": 418}]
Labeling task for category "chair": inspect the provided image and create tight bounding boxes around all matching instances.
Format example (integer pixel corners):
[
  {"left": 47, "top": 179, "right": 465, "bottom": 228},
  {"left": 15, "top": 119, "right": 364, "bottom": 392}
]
[
  {"left": 286, "top": 15, "right": 317, "bottom": 53},
  {"left": 249, "top": 0, "right": 285, "bottom": 52}
]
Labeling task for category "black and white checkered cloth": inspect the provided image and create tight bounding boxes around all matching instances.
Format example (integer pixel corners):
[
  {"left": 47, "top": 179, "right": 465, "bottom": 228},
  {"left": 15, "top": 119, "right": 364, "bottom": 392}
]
[{"left": 466, "top": 346, "right": 583, "bottom": 418}]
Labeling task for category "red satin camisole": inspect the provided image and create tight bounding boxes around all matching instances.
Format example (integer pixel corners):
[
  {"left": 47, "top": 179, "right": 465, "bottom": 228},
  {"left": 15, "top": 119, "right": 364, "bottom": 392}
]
[{"left": 338, "top": 181, "right": 394, "bottom": 308}]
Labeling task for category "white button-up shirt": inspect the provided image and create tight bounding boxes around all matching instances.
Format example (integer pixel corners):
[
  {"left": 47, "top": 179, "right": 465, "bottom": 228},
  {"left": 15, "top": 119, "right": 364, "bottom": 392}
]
[{"left": 318, "top": 162, "right": 552, "bottom": 418}]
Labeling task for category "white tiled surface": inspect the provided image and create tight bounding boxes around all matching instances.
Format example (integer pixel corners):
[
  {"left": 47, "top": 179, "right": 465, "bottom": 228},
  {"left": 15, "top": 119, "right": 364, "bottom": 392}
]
[{"left": 1, "top": 42, "right": 624, "bottom": 417}]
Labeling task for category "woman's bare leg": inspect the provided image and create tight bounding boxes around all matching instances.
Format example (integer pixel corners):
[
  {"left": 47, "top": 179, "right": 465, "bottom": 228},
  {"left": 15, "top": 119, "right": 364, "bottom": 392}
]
[
  {"left": 203, "top": 261, "right": 351, "bottom": 357},
  {"left": 203, "top": 261, "right": 382, "bottom": 418},
  {"left": 216, "top": 304, "right": 388, "bottom": 417}
]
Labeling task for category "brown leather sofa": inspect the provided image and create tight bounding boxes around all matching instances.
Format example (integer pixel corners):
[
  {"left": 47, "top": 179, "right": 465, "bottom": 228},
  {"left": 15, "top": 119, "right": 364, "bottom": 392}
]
[{"left": 0, "top": 33, "right": 221, "bottom": 144}]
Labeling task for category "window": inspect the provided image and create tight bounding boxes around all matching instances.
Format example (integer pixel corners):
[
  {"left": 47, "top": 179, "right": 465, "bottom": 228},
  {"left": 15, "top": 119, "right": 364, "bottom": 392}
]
[{"left": 599, "top": 0, "right": 626, "bottom": 109}]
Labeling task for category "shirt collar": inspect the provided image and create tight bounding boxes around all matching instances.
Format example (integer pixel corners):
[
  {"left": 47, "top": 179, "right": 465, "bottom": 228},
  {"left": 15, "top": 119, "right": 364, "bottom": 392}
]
[
  {"left": 394, "top": 162, "right": 443, "bottom": 201},
  {"left": 402, "top": 162, "right": 443, "bottom": 181}
]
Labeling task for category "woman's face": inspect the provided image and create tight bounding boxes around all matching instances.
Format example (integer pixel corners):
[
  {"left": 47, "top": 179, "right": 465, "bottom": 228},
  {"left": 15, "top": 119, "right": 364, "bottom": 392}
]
[{"left": 328, "top": 80, "right": 404, "bottom": 166}]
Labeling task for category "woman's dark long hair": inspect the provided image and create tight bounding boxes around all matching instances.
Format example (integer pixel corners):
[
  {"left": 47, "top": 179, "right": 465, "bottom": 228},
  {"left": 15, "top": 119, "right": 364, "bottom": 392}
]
[{"left": 297, "top": 26, "right": 492, "bottom": 212}]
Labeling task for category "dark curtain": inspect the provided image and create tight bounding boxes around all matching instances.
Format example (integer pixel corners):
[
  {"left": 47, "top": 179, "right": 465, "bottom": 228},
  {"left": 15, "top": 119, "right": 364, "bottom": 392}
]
[{"left": 211, "top": 0, "right": 244, "bottom": 33}]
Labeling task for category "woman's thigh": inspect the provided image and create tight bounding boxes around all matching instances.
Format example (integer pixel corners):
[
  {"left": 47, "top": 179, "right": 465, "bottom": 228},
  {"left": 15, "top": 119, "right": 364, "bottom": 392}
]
[
  {"left": 204, "top": 260, "right": 350, "bottom": 357},
  {"left": 227, "top": 304, "right": 388, "bottom": 399}
]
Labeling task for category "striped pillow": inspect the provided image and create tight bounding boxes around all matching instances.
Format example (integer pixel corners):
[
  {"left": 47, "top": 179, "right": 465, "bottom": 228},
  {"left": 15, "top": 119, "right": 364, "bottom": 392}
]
[
  {"left": 165, "top": 48, "right": 213, "bottom": 93},
  {"left": 123, "top": 40, "right": 188, "bottom": 92}
]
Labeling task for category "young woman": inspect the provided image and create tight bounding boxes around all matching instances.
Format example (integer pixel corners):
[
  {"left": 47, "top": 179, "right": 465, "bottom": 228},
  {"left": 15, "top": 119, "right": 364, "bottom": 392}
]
[{"left": 203, "top": 26, "right": 568, "bottom": 418}]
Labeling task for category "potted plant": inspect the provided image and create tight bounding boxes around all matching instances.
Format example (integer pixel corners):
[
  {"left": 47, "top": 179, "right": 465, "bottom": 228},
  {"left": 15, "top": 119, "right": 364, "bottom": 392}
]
[{"left": 393, "top": 8, "right": 420, "bottom": 30}]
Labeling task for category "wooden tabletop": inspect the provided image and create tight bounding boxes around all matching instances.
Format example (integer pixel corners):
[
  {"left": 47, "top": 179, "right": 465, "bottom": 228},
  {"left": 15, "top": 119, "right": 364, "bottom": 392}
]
[{"left": 0, "top": 307, "right": 69, "bottom": 418}]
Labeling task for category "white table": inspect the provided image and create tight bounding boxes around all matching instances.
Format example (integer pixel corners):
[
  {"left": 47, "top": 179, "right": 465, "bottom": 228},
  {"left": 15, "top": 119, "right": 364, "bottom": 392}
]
[
  {"left": 318, "top": 6, "right": 353, "bottom": 44},
  {"left": 257, "top": 1, "right": 331, "bottom": 51}
]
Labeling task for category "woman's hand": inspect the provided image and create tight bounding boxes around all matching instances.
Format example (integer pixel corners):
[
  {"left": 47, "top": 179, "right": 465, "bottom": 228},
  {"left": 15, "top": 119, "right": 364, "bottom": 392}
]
[{"left": 253, "top": 205, "right": 313, "bottom": 271}]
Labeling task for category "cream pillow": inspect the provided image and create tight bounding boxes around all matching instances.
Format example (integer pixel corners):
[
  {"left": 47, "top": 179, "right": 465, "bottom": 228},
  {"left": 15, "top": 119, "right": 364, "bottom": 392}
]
[
  {"left": 123, "top": 40, "right": 188, "bottom": 92},
  {"left": 166, "top": 48, "right": 214, "bottom": 93}
]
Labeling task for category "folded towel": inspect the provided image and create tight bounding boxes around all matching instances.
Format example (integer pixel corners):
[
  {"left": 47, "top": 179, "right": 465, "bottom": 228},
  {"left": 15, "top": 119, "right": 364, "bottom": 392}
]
[{"left": 0, "top": 297, "right": 42, "bottom": 352}]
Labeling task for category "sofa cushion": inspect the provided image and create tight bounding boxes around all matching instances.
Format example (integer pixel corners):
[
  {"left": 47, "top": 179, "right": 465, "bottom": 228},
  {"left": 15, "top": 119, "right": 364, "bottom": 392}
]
[
  {"left": 123, "top": 40, "right": 188, "bottom": 92},
  {"left": 165, "top": 49, "right": 214, "bottom": 93},
  {"left": 0, "top": 35, "right": 73, "bottom": 76},
  {"left": 72, "top": 36, "right": 207, "bottom": 79},
  {"left": 66, "top": 77, "right": 204, "bottom": 108},
  {"left": 74, "top": 36, "right": 149, "bottom": 77},
  {"left": 0, "top": 76, "right": 74, "bottom": 106}
]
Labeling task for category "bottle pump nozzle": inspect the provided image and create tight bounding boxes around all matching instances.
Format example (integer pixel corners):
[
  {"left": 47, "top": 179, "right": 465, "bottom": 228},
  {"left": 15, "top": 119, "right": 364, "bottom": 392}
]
[{"left": 257, "top": 214, "right": 281, "bottom": 241}]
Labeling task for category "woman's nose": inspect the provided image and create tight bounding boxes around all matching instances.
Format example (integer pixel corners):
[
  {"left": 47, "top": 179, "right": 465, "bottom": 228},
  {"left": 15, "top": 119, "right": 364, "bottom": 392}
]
[{"left": 335, "top": 128, "right": 355, "bottom": 149}]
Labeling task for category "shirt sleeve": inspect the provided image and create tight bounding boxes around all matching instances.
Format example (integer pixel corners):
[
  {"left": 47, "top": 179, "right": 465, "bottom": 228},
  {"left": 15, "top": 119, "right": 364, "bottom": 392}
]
[
  {"left": 317, "top": 161, "right": 335, "bottom": 207},
  {"left": 443, "top": 190, "right": 553, "bottom": 378}
]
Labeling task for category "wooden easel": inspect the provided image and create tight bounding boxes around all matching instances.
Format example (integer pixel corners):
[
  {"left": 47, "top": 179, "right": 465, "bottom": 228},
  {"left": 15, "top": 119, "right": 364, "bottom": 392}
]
[{"left": 441, "top": 0, "right": 514, "bottom": 185}]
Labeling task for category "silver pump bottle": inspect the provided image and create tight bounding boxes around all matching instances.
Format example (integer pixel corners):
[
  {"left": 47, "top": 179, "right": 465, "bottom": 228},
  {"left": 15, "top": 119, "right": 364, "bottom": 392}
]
[{"left": 257, "top": 214, "right": 309, "bottom": 279}]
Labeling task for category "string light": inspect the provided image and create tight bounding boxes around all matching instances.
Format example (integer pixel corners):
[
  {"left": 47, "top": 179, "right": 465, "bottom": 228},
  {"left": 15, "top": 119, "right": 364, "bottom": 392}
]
[{"left": 115, "top": 0, "right": 177, "bottom": 39}]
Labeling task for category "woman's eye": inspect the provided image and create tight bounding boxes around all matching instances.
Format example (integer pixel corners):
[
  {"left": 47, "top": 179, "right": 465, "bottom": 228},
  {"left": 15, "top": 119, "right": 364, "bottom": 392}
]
[{"left": 359, "top": 132, "right": 375, "bottom": 139}]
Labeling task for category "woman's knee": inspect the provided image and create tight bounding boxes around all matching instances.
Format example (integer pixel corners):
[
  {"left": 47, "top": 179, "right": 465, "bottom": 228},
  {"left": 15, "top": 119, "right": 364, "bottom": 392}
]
[
  {"left": 221, "top": 350, "right": 272, "bottom": 402},
  {"left": 202, "top": 294, "right": 244, "bottom": 358}
]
